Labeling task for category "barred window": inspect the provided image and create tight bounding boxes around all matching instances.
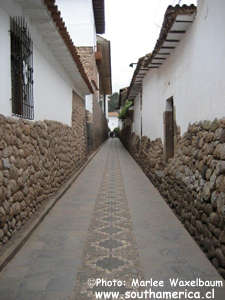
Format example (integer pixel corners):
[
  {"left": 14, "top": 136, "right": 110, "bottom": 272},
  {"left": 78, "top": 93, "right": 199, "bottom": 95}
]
[{"left": 10, "top": 17, "right": 34, "bottom": 120}]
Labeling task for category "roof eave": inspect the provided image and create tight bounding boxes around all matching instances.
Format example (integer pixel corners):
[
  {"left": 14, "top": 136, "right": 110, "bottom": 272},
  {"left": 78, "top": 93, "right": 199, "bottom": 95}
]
[
  {"left": 128, "top": 4, "right": 197, "bottom": 100},
  {"left": 92, "top": 0, "right": 105, "bottom": 34}
]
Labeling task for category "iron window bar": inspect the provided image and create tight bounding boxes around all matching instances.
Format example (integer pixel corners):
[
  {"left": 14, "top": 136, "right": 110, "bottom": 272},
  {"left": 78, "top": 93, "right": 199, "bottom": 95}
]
[{"left": 10, "top": 16, "right": 34, "bottom": 120}]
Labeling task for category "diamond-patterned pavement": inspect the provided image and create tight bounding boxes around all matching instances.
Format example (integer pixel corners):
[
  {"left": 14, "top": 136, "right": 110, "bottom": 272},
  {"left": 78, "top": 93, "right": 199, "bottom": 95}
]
[{"left": 73, "top": 140, "right": 144, "bottom": 298}]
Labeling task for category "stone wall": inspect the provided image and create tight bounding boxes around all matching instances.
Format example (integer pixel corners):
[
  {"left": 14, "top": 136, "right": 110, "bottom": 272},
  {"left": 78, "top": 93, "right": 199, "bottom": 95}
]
[
  {"left": 0, "top": 92, "right": 87, "bottom": 246},
  {"left": 120, "top": 118, "right": 225, "bottom": 279}
]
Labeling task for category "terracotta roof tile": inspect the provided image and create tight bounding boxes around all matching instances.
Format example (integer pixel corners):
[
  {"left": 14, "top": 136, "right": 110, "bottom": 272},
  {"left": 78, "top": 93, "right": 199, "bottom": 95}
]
[{"left": 108, "top": 112, "right": 119, "bottom": 117}]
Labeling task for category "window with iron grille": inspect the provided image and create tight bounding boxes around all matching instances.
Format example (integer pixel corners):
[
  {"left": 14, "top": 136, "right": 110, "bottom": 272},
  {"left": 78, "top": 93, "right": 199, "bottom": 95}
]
[{"left": 10, "top": 17, "right": 34, "bottom": 120}]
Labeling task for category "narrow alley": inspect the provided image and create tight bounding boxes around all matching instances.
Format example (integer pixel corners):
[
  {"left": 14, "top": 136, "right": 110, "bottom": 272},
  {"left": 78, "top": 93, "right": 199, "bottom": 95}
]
[{"left": 0, "top": 139, "right": 224, "bottom": 299}]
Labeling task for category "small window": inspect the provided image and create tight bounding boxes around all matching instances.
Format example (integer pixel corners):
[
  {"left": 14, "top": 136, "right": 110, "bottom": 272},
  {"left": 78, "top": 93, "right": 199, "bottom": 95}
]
[{"left": 10, "top": 17, "right": 34, "bottom": 119}]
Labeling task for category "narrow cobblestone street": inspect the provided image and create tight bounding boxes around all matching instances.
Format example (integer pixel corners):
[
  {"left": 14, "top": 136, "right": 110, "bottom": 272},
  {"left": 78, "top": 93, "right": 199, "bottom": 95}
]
[{"left": 0, "top": 139, "right": 224, "bottom": 299}]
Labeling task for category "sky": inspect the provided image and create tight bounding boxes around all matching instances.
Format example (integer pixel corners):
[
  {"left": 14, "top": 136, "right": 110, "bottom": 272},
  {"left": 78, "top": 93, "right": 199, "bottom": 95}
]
[{"left": 102, "top": 0, "right": 197, "bottom": 93}]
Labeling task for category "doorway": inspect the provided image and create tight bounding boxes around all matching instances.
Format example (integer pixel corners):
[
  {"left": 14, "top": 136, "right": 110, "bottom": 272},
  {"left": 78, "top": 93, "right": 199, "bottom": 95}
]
[{"left": 164, "top": 97, "right": 174, "bottom": 162}]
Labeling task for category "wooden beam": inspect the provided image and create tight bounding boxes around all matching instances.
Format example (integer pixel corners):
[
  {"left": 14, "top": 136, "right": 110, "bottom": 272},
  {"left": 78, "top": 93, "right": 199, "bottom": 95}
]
[
  {"left": 175, "top": 20, "right": 192, "bottom": 23},
  {"left": 165, "top": 39, "right": 180, "bottom": 42},
  {"left": 157, "top": 53, "right": 170, "bottom": 55},
  {"left": 169, "top": 30, "right": 186, "bottom": 34},
  {"left": 161, "top": 46, "right": 175, "bottom": 49},
  {"left": 152, "top": 57, "right": 166, "bottom": 60}
]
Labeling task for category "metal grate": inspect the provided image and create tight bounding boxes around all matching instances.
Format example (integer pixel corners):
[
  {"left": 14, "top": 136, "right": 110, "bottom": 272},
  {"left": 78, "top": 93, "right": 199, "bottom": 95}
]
[{"left": 10, "top": 17, "right": 34, "bottom": 120}]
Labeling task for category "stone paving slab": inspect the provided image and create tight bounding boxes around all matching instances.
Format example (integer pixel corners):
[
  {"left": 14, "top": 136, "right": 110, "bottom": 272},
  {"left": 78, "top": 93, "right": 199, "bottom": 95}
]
[
  {"left": 0, "top": 139, "right": 225, "bottom": 299},
  {"left": 118, "top": 139, "right": 225, "bottom": 298},
  {"left": 73, "top": 139, "right": 144, "bottom": 299}
]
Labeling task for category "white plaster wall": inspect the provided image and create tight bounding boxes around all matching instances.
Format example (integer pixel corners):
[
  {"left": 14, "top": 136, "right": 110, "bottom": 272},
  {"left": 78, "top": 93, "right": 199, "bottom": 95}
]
[
  {"left": 108, "top": 117, "right": 119, "bottom": 131},
  {"left": 56, "top": 0, "right": 96, "bottom": 47},
  {"left": 142, "top": 0, "right": 225, "bottom": 141},
  {"left": 132, "top": 94, "right": 141, "bottom": 137},
  {"left": 85, "top": 94, "right": 93, "bottom": 113},
  {"left": 33, "top": 46, "right": 73, "bottom": 125},
  {"left": 0, "top": 7, "right": 11, "bottom": 116},
  {"left": 0, "top": 1, "right": 85, "bottom": 126},
  {"left": 105, "top": 96, "right": 109, "bottom": 119}
]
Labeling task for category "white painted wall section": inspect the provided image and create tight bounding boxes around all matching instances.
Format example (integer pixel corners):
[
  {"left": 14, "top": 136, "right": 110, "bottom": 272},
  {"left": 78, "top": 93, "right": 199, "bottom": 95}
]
[
  {"left": 0, "top": 1, "right": 87, "bottom": 126},
  {"left": 33, "top": 46, "right": 73, "bottom": 125},
  {"left": 85, "top": 94, "right": 93, "bottom": 113},
  {"left": 105, "top": 96, "right": 109, "bottom": 119},
  {"left": 0, "top": 7, "right": 11, "bottom": 116},
  {"left": 141, "top": 0, "right": 225, "bottom": 141},
  {"left": 132, "top": 94, "right": 142, "bottom": 137}
]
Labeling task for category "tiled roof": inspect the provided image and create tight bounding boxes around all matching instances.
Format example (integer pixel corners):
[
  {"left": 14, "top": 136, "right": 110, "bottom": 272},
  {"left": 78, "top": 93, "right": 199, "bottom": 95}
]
[
  {"left": 108, "top": 112, "right": 119, "bottom": 117},
  {"left": 128, "top": 4, "right": 197, "bottom": 100},
  {"left": 128, "top": 53, "right": 151, "bottom": 100}
]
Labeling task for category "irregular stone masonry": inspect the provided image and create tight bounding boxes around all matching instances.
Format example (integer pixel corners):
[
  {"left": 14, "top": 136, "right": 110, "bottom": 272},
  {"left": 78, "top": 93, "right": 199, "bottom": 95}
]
[
  {"left": 0, "top": 93, "right": 88, "bottom": 247},
  {"left": 120, "top": 118, "right": 225, "bottom": 279}
]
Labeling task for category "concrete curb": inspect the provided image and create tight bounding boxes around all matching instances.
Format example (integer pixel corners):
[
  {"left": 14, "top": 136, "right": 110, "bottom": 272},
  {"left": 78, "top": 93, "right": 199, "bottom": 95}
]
[{"left": 0, "top": 140, "right": 106, "bottom": 272}]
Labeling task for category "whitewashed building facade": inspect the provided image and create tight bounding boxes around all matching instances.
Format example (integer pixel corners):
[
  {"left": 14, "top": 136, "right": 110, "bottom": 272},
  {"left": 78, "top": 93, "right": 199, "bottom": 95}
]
[
  {"left": 128, "top": 0, "right": 225, "bottom": 146},
  {"left": 0, "top": 0, "right": 92, "bottom": 125}
]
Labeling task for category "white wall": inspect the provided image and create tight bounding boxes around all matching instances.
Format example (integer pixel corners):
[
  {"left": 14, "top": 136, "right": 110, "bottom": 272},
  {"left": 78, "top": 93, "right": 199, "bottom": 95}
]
[
  {"left": 0, "top": 7, "right": 11, "bottom": 116},
  {"left": 0, "top": 1, "right": 84, "bottom": 126},
  {"left": 33, "top": 46, "right": 73, "bottom": 125},
  {"left": 85, "top": 94, "right": 93, "bottom": 113},
  {"left": 141, "top": 0, "right": 225, "bottom": 141},
  {"left": 105, "top": 96, "right": 109, "bottom": 119},
  {"left": 56, "top": 0, "right": 96, "bottom": 47},
  {"left": 132, "top": 94, "right": 142, "bottom": 136}
]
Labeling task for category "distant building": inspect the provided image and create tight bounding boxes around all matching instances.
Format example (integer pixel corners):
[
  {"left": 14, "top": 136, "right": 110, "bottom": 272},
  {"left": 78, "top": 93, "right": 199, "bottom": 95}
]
[{"left": 108, "top": 112, "right": 119, "bottom": 131}]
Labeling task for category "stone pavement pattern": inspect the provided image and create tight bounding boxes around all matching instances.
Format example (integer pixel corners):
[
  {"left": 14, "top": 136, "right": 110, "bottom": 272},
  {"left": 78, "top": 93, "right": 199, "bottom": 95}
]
[
  {"left": 74, "top": 140, "right": 143, "bottom": 298},
  {"left": 0, "top": 139, "right": 225, "bottom": 299}
]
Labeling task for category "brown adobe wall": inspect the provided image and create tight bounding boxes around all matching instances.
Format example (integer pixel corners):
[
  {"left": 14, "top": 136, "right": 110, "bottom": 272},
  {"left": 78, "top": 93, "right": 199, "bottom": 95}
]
[
  {"left": 92, "top": 96, "right": 108, "bottom": 150},
  {"left": 0, "top": 93, "right": 87, "bottom": 246},
  {"left": 77, "top": 47, "right": 108, "bottom": 150},
  {"left": 120, "top": 118, "right": 225, "bottom": 279}
]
